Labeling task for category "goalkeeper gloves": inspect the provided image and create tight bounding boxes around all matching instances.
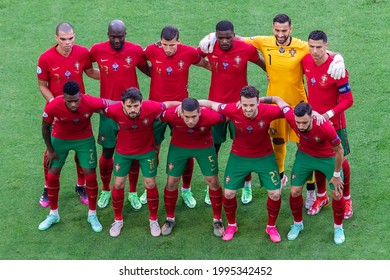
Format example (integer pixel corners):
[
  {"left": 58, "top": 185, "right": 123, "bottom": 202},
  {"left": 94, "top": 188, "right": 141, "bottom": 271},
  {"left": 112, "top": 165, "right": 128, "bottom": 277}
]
[
  {"left": 198, "top": 32, "right": 216, "bottom": 53},
  {"left": 327, "top": 54, "right": 346, "bottom": 79}
]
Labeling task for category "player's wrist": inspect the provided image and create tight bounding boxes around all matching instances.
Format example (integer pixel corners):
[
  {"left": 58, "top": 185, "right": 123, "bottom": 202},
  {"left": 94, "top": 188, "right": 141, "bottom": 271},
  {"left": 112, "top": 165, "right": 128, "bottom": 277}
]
[
  {"left": 326, "top": 109, "right": 334, "bottom": 118},
  {"left": 333, "top": 171, "right": 341, "bottom": 178}
]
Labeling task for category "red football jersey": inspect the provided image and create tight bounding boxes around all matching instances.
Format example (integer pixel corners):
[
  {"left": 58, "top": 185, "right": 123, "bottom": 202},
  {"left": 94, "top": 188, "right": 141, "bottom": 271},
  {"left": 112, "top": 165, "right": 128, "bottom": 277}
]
[
  {"left": 198, "top": 40, "right": 260, "bottom": 103},
  {"left": 90, "top": 41, "right": 147, "bottom": 100},
  {"left": 161, "top": 106, "right": 225, "bottom": 148},
  {"left": 37, "top": 45, "right": 92, "bottom": 97},
  {"left": 104, "top": 101, "right": 165, "bottom": 155},
  {"left": 217, "top": 103, "right": 283, "bottom": 157},
  {"left": 144, "top": 43, "right": 202, "bottom": 102},
  {"left": 302, "top": 54, "right": 353, "bottom": 130},
  {"left": 42, "top": 94, "right": 108, "bottom": 140}
]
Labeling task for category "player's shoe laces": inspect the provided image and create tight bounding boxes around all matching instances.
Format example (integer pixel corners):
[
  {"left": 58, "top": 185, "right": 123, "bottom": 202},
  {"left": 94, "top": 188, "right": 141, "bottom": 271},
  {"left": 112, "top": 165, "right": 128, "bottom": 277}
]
[
  {"left": 287, "top": 223, "right": 304, "bottom": 241},
  {"left": 39, "top": 188, "right": 50, "bottom": 208},
  {"left": 344, "top": 198, "right": 353, "bottom": 219},
  {"left": 281, "top": 174, "right": 288, "bottom": 189},
  {"left": 75, "top": 185, "right": 88, "bottom": 205},
  {"left": 38, "top": 214, "right": 60, "bottom": 231},
  {"left": 213, "top": 220, "right": 225, "bottom": 237},
  {"left": 87, "top": 215, "right": 103, "bottom": 233},
  {"left": 222, "top": 225, "right": 238, "bottom": 241},
  {"left": 97, "top": 190, "right": 111, "bottom": 208},
  {"left": 307, "top": 194, "right": 329, "bottom": 215},
  {"left": 265, "top": 226, "right": 282, "bottom": 243},
  {"left": 334, "top": 227, "right": 345, "bottom": 245},
  {"left": 109, "top": 220, "right": 123, "bottom": 237},
  {"left": 241, "top": 186, "right": 252, "bottom": 204},
  {"left": 128, "top": 192, "right": 142, "bottom": 210},
  {"left": 305, "top": 190, "right": 316, "bottom": 209},
  {"left": 149, "top": 220, "right": 161, "bottom": 237},
  {"left": 182, "top": 189, "right": 196, "bottom": 208},
  {"left": 139, "top": 190, "right": 147, "bottom": 205},
  {"left": 161, "top": 218, "right": 176, "bottom": 236},
  {"left": 204, "top": 186, "right": 211, "bottom": 205}
]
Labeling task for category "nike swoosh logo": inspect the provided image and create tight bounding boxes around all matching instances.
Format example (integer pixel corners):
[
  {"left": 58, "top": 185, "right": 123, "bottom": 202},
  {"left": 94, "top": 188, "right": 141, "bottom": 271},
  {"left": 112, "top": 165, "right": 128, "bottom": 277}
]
[
  {"left": 212, "top": 55, "right": 218, "bottom": 58},
  {"left": 52, "top": 67, "right": 60, "bottom": 71},
  {"left": 234, "top": 120, "right": 242, "bottom": 124},
  {"left": 155, "top": 60, "right": 162, "bottom": 63},
  {"left": 100, "top": 59, "right": 108, "bottom": 62}
]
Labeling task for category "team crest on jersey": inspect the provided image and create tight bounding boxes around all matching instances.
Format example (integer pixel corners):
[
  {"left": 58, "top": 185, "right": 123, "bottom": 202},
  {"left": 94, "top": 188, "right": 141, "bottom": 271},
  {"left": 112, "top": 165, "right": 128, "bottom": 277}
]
[
  {"left": 101, "top": 135, "right": 106, "bottom": 142},
  {"left": 314, "top": 136, "right": 320, "bottom": 142},
  {"left": 311, "top": 77, "right": 316, "bottom": 85},
  {"left": 234, "top": 56, "right": 241, "bottom": 65},
  {"left": 166, "top": 66, "right": 173, "bottom": 75},
  {"left": 125, "top": 56, "right": 132, "bottom": 65},
  {"left": 320, "top": 75, "right": 328, "bottom": 86},
  {"left": 246, "top": 126, "right": 253, "bottom": 133},
  {"left": 84, "top": 113, "right": 90, "bottom": 118},
  {"left": 143, "top": 118, "right": 149, "bottom": 125},
  {"left": 178, "top": 60, "right": 184, "bottom": 70},
  {"left": 42, "top": 112, "right": 48, "bottom": 118},
  {"left": 188, "top": 129, "right": 194, "bottom": 134},
  {"left": 200, "top": 127, "right": 206, "bottom": 132},
  {"left": 131, "top": 124, "right": 138, "bottom": 129},
  {"left": 279, "top": 47, "right": 285, "bottom": 54},
  {"left": 115, "top": 164, "right": 120, "bottom": 172},
  {"left": 65, "top": 70, "right": 71, "bottom": 79},
  {"left": 258, "top": 120, "right": 265, "bottom": 128},
  {"left": 74, "top": 61, "right": 80, "bottom": 71},
  {"left": 291, "top": 173, "right": 296, "bottom": 181},
  {"left": 289, "top": 48, "right": 296, "bottom": 57},
  {"left": 222, "top": 62, "right": 229, "bottom": 69},
  {"left": 225, "top": 176, "right": 231, "bottom": 184},
  {"left": 168, "top": 162, "right": 174, "bottom": 171},
  {"left": 37, "top": 66, "right": 42, "bottom": 74},
  {"left": 73, "top": 119, "right": 79, "bottom": 123}
]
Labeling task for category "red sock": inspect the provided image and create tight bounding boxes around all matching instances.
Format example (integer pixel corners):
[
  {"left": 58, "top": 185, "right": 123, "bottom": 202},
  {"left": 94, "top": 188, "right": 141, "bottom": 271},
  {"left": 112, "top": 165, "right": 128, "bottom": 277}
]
[
  {"left": 222, "top": 196, "right": 237, "bottom": 225},
  {"left": 43, "top": 150, "right": 49, "bottom": 186},
  {"left": 209, "top": 187, "right": 223, "bottom": 220},
  {"left": 164, "top": 188, "right": 178, "bottom": 219},
  {"left": 342, "top": 159, "right": 351, "bottom": 197},
  {"left": 266, "top": 197, "right": 281, "bottom": 227},
  {"left": 332, "top": 196, "right": 345, "bottom": 226},
  {"left": 74, "top": 154, "right": 85, "bottom": 186},
  {"left": 290, "top": 193, "right": 303, "bottom": 223},
  {"left": 315, "top": 171, "right": 327, "bottom": 195},
  {"left": 111, "top": 188, "right": 124, "bottom": 220},
  {"left": 47, "top": 173, "right": 60, "bottom": 210},
  {"left": 147, "top": 185, "right": 159, "bottom": 220},
  {"left": 128, "top": 160, "right": 140, "bottom": 193},
  {"left": 245, "top": 173, "right": 252, "bottom": 182},
  {"left": 99, "top": 155, "right": 113, "bottom": 191},
  {"left": 181, "top": 158, "right": 194, "bottom": 190},
  {"left": 85, "top": 173, "right": 98, "bottom": 211}
]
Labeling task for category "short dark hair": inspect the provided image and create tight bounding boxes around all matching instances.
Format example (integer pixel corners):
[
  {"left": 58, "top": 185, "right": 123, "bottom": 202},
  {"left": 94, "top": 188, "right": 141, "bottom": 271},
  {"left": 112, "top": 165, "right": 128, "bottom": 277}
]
[
  {"left": 161, "top": 25, "right": 179, "bottom": 41},
  {"left": 216, "top": 20, "right": 234, "bottom": 32},
  {"left": 308, "top": 30, "right": 328, "bottom": 42},
  {"left": 273, "top": 14, "right": 291, "bottom": 25},
  {"left": 294, "top": 102, "right": 312, "bottom": 117},
  {"left": 122, "top": 87, "right": 143, "bottom": 103},
  {"left": 240, "top": 85, "right": 259, "bottom": 99},
  {"left": 63, "top": 80, "right": 80, "bottom": 96},
  {"left": 182, "top": 98, "right": 200, "bottom": 112},
  {"left": 56, "top": 22, "right": 74, "bottom": 35}
]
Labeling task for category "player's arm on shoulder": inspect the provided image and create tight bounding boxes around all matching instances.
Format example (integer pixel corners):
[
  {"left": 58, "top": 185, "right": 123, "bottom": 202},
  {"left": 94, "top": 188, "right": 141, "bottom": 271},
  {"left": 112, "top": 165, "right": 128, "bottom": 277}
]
[
  {"left": 196, "top": 57, "right": 211, "bottom": 71},
  {"left": 259, "top": 96, "right": 288, "bottom": 108},
  {"left": 163, "top": 101, "right": 181, "bottom": 109},
  {"left": 137, "top": 64, "right": 151, "bottom": 78},
  {"left": 254, "top": 56, "right": 266, "bottom": 72},
  {"left": 198, "top": 99, "right": 221, "bottom": 111},
  {"left": 327, "top": 51, "right": 346, "bottom": 79}
]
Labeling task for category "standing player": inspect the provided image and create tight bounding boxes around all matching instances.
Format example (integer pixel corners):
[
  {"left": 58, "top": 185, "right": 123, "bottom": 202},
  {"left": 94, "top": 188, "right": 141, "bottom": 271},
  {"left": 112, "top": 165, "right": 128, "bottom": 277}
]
[
  {"left": 199, "top": 86, "right": 284, "bottom": 243},
  {"left": 159, "top": 98, "right": 226, "bottom": 237},
  {"left": 38, "top": 81, "right": 111, "bottom": 232},
  {"left": 302, "top": 30, "right": 354, "bottom": 219},
  {"left": 142, "top": 25, "right": 211, "bottom": 209},
  {"left": 262, "top": 96, "right": 346, "bottom": 245},
  {"left": 198, "top": 20, "right": 266, "bottom": 206},
  {"left": 90, "top": 19, "right": 150, "bottom": 210},
  {"left": 199, "top": 14, "right": 346, "bottom": 209},
  {"left": 104, "top": 88, "right": 180, "bottom": 237},
  {"left": 37, "top": 22, "right": 100, "bottom": 208}
]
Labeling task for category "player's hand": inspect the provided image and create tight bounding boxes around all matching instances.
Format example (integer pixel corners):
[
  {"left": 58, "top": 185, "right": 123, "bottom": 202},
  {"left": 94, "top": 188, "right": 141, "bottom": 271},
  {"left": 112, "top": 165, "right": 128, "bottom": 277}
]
[
  {"left": 46, "top": 150, "right": 60, "bottom": 168},
  {"left": 198, "top": 32, "right": 216, "bottom": 53},
  {"left": 313, "top": 111, "right": 325, "bottom": 125},
  {"left": 327, "top": 54, "right": 346, "bottom": 79},
  {"left": 236, "top": 100, "right": 241, "bottom": 109},
  {"left": 175, "top": 104, "right": 183, "bottom": 117},
  {"left": 330, "top": 177, "right": 344, "bottom": 198}
]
